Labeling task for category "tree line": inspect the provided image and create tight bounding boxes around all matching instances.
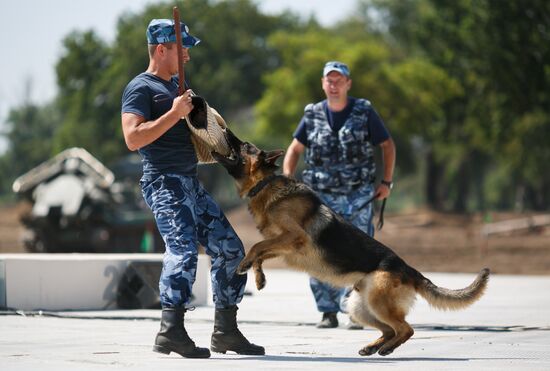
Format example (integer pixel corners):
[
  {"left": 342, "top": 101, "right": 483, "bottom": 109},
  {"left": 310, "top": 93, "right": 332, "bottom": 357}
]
[{"left": 1, "top": 0, "right": 548, "bottom": 212}]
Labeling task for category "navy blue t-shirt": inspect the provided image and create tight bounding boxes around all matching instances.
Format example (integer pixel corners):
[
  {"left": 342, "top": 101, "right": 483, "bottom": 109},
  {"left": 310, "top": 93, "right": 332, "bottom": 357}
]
[
  {"left": 121, "top": 72, "right": 197, "bottom": 178},
  {"left": 293, "top": 97, "right": 390, "bottom": 146}
]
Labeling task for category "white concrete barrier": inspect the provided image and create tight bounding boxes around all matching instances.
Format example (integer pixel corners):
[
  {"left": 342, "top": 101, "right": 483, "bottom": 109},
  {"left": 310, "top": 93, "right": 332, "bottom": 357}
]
[{"left": 0, "top": 254, "right": 210, "bottom": 311}]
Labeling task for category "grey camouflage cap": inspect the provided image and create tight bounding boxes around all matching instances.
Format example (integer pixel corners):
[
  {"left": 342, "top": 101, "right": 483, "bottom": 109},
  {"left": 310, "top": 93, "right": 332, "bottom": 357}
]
[
  {"left": 323, "top": 61, "right": 350, "bottom": 77},
  {"left": 146, "top": 19, "right": 200, "bottom": 48}
]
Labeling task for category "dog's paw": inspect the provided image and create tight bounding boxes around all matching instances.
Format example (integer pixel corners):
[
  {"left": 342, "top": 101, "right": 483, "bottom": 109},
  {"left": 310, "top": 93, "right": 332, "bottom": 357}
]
[
  {"left": 358, "top": 346, "right": 378, "bottom": 356},
  {"left": 237, "top": 260, "right": 252, "bottom": 275},
  {"left": 377, "top": 347, "right": 394, "bottom": 357},
  {"left": 255, "top": 273, "right": 266, "bottom": 290}
]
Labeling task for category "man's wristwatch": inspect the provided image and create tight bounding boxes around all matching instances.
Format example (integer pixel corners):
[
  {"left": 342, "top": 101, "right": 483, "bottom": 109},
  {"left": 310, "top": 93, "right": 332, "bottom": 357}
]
[{"left": 381, "top": 179, "right": 393, "bottom": 189}]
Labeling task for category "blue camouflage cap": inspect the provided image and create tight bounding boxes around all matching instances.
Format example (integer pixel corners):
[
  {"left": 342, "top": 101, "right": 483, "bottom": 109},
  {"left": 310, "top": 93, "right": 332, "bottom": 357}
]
[
  {"left": 146, "top": 19, "right": 201, "bottom": 48},
  {"left": 323, "top": 61, "right": 350, "bottom": 77}
]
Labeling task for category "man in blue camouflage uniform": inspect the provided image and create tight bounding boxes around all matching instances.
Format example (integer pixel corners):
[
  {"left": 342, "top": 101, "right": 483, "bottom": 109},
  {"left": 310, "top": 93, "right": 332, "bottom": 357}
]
[
  {"left": 283, "top": 61, "right": 396, "bottom": 329},
  {"left": 121, "top": 19, "right": 263, "bottom": 358}
]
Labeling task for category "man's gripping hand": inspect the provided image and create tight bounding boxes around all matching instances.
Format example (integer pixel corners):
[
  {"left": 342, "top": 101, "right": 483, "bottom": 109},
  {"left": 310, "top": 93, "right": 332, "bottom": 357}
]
[{"left": 171, "top": 89, "right": 194, "bottom": 118}]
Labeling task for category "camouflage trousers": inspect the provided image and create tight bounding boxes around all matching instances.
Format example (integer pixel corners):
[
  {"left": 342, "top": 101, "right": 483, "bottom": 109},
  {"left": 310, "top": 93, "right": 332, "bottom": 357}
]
[
  {"left": 141, "top": 174, "right": 247, "bottom": 309},
  {"left": 310, "top": 183, "right": 375, "bottom": 313}
]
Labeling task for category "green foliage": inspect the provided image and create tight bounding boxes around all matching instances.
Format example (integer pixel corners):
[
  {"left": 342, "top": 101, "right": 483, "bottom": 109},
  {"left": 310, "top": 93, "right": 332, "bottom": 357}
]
[
  {"left": 108, "top": 0, "right": 303, "bottom": 116},
  {"left": 0, "top": 0, "right": 304, "bottom": 205},
  {"left": 351, "top": 0, "right": 550, "bottom": 210},
  {"left": 54, "top": 30, "right": 125, "bottom": 163},
  {"left": 0, "top": 0, "right": 299, "bottom": 174},
  {"left": 0, "top": 102, "right": 58, "bottom": 194},
  {"left": 255, "top": 28, "right": 390, "bottom": 140},
  {"left": 0, "top": 0, "right": 548, "bottom": 211},
  {"left": 255, "top": 27, "right": 460, "bottom": 180},
  {"left": 480, "top": 1, "right": 550, "bottom": 209}
]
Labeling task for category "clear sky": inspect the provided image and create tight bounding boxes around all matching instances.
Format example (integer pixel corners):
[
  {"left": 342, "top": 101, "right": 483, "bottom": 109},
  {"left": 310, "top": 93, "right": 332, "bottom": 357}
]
[{"left": 0, "top": 0, "right": 357, "bottom": 152}]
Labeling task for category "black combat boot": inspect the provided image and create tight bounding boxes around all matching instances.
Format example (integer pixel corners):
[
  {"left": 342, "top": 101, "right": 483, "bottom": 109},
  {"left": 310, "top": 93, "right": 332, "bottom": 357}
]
[
  {"left": 210, "top": 305, "right": 265, "bottom": 355},
  {"left": 316, "top": 312, "right": 339, "bottom": 328},
  {"left": 153, "top": 307, "right": 211, "bottom": 358}
]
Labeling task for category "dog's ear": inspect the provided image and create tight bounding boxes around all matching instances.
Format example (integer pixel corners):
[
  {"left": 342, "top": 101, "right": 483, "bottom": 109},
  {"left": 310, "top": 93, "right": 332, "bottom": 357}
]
[{"left": 264, "top": 149, "right": 285, "bottom": 165}]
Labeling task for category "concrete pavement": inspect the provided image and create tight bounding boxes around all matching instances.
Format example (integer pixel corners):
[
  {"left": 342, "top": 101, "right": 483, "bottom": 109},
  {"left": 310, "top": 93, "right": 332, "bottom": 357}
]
[{"left": 1, "top": 270, "right": 549, "bottom": 370}]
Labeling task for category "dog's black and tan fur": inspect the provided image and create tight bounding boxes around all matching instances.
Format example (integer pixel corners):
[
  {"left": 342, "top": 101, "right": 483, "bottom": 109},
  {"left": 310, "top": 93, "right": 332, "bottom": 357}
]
[{"left": 212, "top": 130, "right": 490, "bottom": 356}]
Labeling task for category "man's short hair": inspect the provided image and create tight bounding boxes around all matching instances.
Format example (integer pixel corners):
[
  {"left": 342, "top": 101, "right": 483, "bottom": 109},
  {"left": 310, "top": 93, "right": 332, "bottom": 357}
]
[{"left": 148, "top": 42, "right": 174, "bottom": 58}]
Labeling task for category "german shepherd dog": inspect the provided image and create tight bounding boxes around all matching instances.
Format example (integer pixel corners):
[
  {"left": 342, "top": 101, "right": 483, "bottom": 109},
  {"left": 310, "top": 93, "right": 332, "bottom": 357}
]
[{"left": 212, "top": 129, "right": 490, "bottom": 356}]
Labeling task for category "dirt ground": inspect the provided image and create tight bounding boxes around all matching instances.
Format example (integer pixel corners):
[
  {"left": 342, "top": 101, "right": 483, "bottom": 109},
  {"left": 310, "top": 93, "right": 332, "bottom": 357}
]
[{"left": 1, "top": 203, "right": 549, "bottom": 275}]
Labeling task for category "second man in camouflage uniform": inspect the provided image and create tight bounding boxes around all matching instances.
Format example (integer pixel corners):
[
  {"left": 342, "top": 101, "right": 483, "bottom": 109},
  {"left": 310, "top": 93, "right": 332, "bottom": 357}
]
[{"left": 283, "top": 61, "right": 396, "bottom": 329}]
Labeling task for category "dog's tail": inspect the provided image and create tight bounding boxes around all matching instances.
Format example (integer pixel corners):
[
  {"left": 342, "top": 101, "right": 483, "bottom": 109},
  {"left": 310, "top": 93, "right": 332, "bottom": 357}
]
[{"left": 415, "top": 268, "right": 490, "bottom": 311}]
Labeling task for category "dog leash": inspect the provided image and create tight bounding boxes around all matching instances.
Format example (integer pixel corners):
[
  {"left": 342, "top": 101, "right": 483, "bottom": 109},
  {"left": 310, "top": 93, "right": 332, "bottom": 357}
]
[{"left": 349, "top": 193, "right": 387, "bottom": 231}]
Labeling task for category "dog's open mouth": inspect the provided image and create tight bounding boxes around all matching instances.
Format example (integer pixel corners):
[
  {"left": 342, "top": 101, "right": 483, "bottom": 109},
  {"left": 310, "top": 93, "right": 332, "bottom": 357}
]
[
  {"left": 212, "top": 147, "right": 240, "bottom": 165},
  {"left": 211, "top": 128, "right": 244, "bottom": 166}
]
